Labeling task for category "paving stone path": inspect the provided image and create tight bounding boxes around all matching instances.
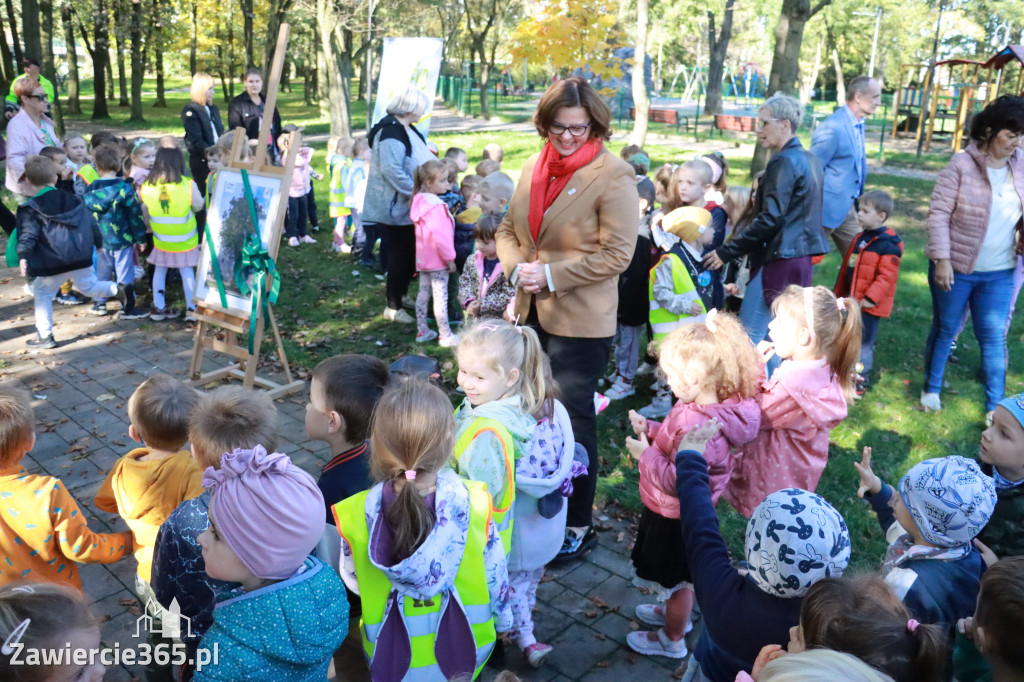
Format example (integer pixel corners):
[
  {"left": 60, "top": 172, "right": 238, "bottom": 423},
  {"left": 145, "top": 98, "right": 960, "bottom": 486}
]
[{"left": 0, "top": 264, "right": 702, "bottom": 681}]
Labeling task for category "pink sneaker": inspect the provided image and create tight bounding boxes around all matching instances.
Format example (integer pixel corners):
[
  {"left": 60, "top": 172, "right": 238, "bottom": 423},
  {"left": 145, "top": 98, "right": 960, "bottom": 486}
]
[{"left": 524, "top": 642, "right": 553, "bottom": 668}]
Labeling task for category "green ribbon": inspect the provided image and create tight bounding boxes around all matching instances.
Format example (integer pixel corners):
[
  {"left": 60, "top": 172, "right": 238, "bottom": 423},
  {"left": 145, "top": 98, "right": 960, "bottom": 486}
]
[
  {"left": 234, "top": 169, "right": 280, "bottom": 355},
  {"left": 202, "top": 223, "right": 229, "bottom": 309}
]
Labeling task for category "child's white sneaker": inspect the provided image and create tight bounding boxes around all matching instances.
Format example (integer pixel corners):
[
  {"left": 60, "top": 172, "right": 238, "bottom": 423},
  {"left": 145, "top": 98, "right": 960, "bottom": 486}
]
[
  {"left": 920, "top": 391, "right": 942, "bottom": 412},
  {"left": 635, "top": 361, "right": 655, "bottom": 377},
  {"left": 524, "top": 642, "right": 553, "bottom": 668},
  {"left": 439, "top": 333, "right": 460, "bottom": 348},
  {"left": 626, "top": 628, "right": 688, "bottom": 659},
  {"left": 605, "top": 379, "right": 635, "bottom": 400},
  {"left": 416, "top": 330, "right": 438, "bottom": 343},
  {"left": 635, "top": 604, "right": 693, "bottom": 633},
  {"left": 638, "top": 392, "right": 673, "bottom": 419},
  {"left": 339, "top": 242, "right": 352, "bottom": 253},
  {"left": 287, "top": 237, "right": 300, "bottom": 247}
]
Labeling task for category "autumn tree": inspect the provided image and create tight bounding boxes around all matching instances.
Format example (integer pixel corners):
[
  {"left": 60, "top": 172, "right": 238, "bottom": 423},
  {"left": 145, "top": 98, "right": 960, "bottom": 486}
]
[
  {"left": 509, "top": 0, "right": 625, "bottom": 84},
  {"left": 630, "top": 0, "right": 651, "bottom": 146},
  {"left": 705, "top": 0, "right": 737, "bottom": 115}
]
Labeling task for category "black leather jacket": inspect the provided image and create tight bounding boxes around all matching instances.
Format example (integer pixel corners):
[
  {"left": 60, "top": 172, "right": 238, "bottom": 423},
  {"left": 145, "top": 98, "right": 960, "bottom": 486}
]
[
  {"left": 227, "top": 93, "right": 281, "bottom": 145},
  {"left": 718, "top": 137, "right": 827, "bottom": 270}
]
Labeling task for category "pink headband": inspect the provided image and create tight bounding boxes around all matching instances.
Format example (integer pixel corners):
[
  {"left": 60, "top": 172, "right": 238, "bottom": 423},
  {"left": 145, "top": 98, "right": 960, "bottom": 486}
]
[{"left": 696, "top": 157, "right": 723, "bottom": 184}]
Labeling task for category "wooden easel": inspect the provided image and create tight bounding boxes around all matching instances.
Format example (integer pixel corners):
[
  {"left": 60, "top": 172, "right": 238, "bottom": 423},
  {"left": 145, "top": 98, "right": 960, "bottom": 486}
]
[{"left": 187, "top": 23, "right": 305, "bottom": 398}]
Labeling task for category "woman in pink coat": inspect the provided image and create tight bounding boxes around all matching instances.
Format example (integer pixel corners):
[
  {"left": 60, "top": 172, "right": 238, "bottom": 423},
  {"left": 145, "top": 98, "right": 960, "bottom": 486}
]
[
  {"left": 624, "top": 312, "right": 761, "bottom": 660},
  {"left": 922, "top": 95, "right": 1024, "bottom": 421},
  {"left": 6, "top": 78, "right": 59, "bottom": 199}
]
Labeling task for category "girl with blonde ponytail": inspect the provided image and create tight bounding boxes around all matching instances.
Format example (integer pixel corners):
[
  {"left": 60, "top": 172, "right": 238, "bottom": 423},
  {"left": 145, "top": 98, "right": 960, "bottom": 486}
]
[
  {"left": 725, "top": 285, "right": 862, "bottom": 518},
  {"left": 335, "top": 379, "right": 512, "bottom": 681}
]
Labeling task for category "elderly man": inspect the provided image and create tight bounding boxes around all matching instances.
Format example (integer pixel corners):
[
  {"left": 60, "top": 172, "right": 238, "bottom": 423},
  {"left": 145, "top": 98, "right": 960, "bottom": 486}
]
[
  {"left": 811, "top": 75, "right": 882, "bottom": 255},
  {"left": 5, "top": 58, "right": 55, "bottom": 119}
]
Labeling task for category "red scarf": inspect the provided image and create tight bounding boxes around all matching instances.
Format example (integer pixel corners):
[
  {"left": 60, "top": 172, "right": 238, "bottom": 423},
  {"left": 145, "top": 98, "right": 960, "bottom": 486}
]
[{"left": 527, "top": 137, "right": 603, "bottom": 241}]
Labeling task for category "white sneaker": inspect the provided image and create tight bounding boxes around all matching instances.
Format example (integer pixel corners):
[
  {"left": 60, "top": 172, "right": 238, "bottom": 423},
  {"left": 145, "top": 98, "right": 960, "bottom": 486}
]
[
  {"left": 383, "top": 307, "right": 414, "bottom": 323},
  {"left": 287, "top": 237, "right": 300, "bottom": 247},
  {"left": 339, "top": 243, "right": 352, "bottom": 254},
  {"left": 638, "top": 393, "right": 673, "bottom": 419},
  {"left": 605, "top": 380, "right": 635, "bottom": 400},
  {"left": 300, "top": 235, "right": 316, "bottom": 244},
  {"left": 416, "top": 329, "right": 438, "bottom": 343},
  {"left": 920, "top": 391, "right": 942, "bottom": 412},
  {"left": 635, "top": 362, "right": 655, "bottom": 377},
  {"left": 439, "top": 333, "right": 460, "bottom": 348}
]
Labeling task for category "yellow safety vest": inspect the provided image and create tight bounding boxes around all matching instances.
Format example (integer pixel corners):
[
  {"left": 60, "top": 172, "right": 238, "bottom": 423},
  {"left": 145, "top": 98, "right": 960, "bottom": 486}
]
[
  {"left": 329, "top": 158, "right": 351, "bottom": 218},
  {"left": 648, "top": 252, "right": 705, "bottom": 343},
  {"left": 76, "top": 164, "right": 99, "bottom": 186},
  {"left": 333, "top": 480, "right": 497, "bottom": 681},
  {"left": 140, "top": 178, "right": 198, "bottom": 252},
  {"left": 452, "top": 416, "right": 516, "bottom": 554}
]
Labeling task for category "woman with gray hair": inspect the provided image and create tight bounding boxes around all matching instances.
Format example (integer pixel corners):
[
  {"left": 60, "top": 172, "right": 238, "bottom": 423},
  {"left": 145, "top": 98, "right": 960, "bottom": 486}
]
[
  {"left": 704, "top": 93, "right": 828, "bottom": 345},
  {"left": 363, "top": 85, "right": 435, "bottom": 322}
]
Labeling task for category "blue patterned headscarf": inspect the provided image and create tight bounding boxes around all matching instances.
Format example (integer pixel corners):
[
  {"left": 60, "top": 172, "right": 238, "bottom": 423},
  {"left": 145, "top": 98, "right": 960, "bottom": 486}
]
[
  {"left": 898, "top": 456, "right": 997, "bottom": 548},
  {"left": 745, "top": 488, "right": 851, "bottom": 598},
  {"left": 996, "top": 392, "right": 1024, "bottom": 430}
]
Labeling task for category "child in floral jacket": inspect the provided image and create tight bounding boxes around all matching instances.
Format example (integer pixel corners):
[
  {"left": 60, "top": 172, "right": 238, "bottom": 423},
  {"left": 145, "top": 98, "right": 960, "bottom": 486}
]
[{"left": 459, "top": 212, "right": 515, "bottom": 320}]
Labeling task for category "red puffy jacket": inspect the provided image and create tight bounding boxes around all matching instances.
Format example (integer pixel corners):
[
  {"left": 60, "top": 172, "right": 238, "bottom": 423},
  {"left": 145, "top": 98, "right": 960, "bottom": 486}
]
[{"left": 833, "top": 226, "right": 903, "bottom": 318}]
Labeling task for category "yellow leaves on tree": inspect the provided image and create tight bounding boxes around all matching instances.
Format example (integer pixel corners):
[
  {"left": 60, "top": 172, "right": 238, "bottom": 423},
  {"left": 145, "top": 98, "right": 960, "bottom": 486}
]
[{"left": 509, "top": 0, "right": 625, "bottom": 82}]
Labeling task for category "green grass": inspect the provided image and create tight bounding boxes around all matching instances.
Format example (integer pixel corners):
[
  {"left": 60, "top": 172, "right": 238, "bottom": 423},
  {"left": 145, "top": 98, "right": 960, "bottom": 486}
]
[{"left": 36, "top": 87, "right": 1024, "bottom": 571}]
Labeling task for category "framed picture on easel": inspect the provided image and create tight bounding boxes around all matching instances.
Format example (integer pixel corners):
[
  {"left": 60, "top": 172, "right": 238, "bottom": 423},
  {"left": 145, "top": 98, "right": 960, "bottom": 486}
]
[{"left": 194, "top": 168, "right": 287, "bottom": 316}]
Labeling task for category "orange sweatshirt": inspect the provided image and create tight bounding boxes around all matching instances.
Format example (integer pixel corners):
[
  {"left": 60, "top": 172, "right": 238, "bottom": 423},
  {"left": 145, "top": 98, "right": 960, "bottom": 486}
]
[
  {"left": 0, "top": 465, "right": 133, "bottom": 589},
  {"left": 95, "top": 448, "right": 204, "bottom": 583}
]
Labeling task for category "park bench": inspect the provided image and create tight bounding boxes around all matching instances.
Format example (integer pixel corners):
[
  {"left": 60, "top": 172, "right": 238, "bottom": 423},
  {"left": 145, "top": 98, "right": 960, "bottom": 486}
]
[
  {"left": 713, "top": 113, "right": 758, "bottom": 135},
  {"left": 630, "top": 107, "right": 689, "bottom": 132}
]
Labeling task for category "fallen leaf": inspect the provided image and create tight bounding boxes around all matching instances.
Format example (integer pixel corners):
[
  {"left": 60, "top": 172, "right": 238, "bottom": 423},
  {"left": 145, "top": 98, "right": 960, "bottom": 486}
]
[
  {"left": 595, "top": 661, "right": 610, "bottom": 669},
  {"left": 628, "top": 620, "right": 640, "bottom": 630},
  {"left": 594, "top": 632, "right": 606, "bottom": 640},
  {"left": 590, "top": 596, "right": 609, "bottom": 609},
  {"left": 627, "top": 651, "right": 639, "bottom": 664},
  {"left": 583, "top": 609, "right": 598, "bottom": 618}
]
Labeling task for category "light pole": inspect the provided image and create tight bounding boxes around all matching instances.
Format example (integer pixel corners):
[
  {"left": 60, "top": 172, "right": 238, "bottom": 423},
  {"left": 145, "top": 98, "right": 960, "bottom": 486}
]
[{"left": 854, "top": 8, "right": 883, "bottom": 78}]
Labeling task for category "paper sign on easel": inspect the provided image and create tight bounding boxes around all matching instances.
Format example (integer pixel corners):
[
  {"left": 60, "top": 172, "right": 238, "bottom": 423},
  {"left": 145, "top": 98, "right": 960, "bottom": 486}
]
[{"left": 371, "top": 37, "right": 443, "bottom": 136}]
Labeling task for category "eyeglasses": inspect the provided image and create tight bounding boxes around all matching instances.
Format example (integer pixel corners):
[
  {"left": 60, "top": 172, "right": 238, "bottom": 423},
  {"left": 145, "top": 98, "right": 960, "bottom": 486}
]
[
  {"left": 28, "top": 93, "right": 47, "bottom": 102},
  {"left": 549, "top": 122, "right": 590, "bottom": 137},
  {"left": 757, "top": 118, "right": 781, "bottom": 129}
]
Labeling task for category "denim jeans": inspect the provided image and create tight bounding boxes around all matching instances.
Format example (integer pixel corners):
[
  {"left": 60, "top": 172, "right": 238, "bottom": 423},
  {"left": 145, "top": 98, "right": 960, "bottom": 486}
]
[
  {"left": 32, "top": 267, "right": 117, "bottom": 337},
  {"left": 95, "top": 246, "right": 136, "bottom": 304},
  {"left": 740, "top": 269, "right": 781, "bottom": 375},
  {"left": 860, "top": 312, "right": 880, "bottom": 374},
  {"left": 924, "top": 262, "right": 1015, "bottom": 411}
]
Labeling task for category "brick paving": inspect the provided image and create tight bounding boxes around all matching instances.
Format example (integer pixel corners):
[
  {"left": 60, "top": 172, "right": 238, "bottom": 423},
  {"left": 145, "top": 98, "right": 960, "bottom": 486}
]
[{"left": 0, "top": 263, "right": 696, "bottom": 681}]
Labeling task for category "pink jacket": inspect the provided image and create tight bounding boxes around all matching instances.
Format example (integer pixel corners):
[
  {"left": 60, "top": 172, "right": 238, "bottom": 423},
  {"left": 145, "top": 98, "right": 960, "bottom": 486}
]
[
  {"left": 411, "top": 192, "right": 456, "bottom": 271},
  {"left": 925, "top": 142, "right": 1024, "bottom": 274},
  {"left": 639, "top": 397, "right": 761, "bottom": 517},
  {"left": 724, "top": 359, "right": 848, "bottom": 518},
  {"left": 288, "top": 147, "right": 314, "bottom": 198},
  {"left": 5, "top": 110, "right": 59, "bottom": 195}
]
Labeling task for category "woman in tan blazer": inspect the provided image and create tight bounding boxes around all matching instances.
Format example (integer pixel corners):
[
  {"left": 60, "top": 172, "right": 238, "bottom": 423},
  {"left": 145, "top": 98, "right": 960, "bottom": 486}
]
[{"left": 496, "top": 77, "right": 638, "bottom": 562}]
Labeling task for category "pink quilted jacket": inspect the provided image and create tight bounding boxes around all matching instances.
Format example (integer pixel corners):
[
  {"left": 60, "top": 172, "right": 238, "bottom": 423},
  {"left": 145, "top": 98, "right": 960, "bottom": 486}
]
[
  {"left": 638, "top": 397, "right": 760, "bottom": 518},
  {"left": 925, "top": 143, "right": 1024, "bottom": 273}
]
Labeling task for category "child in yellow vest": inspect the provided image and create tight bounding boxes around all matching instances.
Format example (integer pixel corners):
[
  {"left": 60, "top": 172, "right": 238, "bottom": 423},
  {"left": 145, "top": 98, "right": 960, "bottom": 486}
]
[
  {"left": 453, "top": 320, "right": 544, "bottom": 552},
  {"left": 328, "top": 136, "right": 354, "bottom": 252},
  {"left": 334, "top": 380, "right": 512, "bottom": 681},
  {"left": 139, "top": 147, "right": 204, "bottom": 321},
  {"left": 0, "top": 386, "right": 133, "bottom": 590}
]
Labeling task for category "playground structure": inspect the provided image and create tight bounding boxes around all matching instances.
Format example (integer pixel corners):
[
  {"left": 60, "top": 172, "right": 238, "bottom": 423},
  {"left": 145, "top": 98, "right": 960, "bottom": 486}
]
[
  {"left": 890, "top": 45, "right": 1024, "bottom": 151},
  {"left": 667, "top": 63, "right": 767, "bottom": 106}
]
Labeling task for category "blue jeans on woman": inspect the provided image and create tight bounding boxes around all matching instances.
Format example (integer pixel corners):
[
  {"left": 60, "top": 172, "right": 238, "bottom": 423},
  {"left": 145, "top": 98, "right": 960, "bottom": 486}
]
[{"left": 924, "top": 261, "right": 1016, "bottom": 411}]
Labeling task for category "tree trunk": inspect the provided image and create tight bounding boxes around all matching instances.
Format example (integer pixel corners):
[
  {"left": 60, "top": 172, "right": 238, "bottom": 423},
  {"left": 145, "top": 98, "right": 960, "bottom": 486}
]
[
  {"left": 478, "top": 43, "right": 492, "bottom": 118},
  {"left": 5, "top": 0, "right": 23, "bottom": 66},
  {"left": 315, "top": 0, "right": 352, "bottom": 138},
  {"left": 22, "top": 0, "right": 42, "bottom": 62},
  {"left": 62, "top": 2, "right": 81, "bottom": 114},
  {"left": 241, "top": 0, "right": 254, "bottom": 68},
  {"left": 751, "top": 0, "right": 830, "bottom": 175},
  {"left": 91, "top": 0, "right": 111, "bottom": 118},
  {"left": 153, "top": 0, "right": 166, "bottom": 108},
  {"left": 704, "top": 0, "right": 736, "bottom": 116},
  {"left": 128, "top": 0, "right": 144, "bottom": 121},
  {"left": 40, "top": 0, "right": 66, "bottom": 136},
  {"left": 262, "top": 0, "right": 293, "bottom": 81},
  {"left": 106, "top": 56, "right": 114, "bottom": 100},
  {"left": 831, "top": 47, "right": 845, "bottom": 105},
  {"left": 629, "top": 0, "right": 650, "bottom": 145},
  {"left": 0, "top": 12, "right": 14, "bottom": 93},
  {"left": 799, "top": 35, "right": 822, "bottom": 105},
  {"left": 227, "top": 0, "right": 236, "bottom": 99},
  {"left": 113, "top": 9, "right": 129, "bottom": 108},
  {"left": 189, "top": 0, "right": 197, "bottom": 75}
]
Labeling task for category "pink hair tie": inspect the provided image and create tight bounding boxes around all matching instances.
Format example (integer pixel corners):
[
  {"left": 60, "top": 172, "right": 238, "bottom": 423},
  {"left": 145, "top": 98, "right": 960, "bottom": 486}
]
[
  {"left": 404, "top": 470, "right": 417, "bottom": 480},
  {"left": 907, "top": 619, "right": 920, "bottom": 633},
  {"left": 836, "top": 297, "right": 847, "bottom": 311},
  {"left": 705, "top": 308, "right": 719, "bottom": 333}
]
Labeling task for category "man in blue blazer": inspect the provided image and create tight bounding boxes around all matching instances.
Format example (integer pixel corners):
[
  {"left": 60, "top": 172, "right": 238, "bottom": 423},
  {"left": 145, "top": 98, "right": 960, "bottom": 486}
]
[{"left": 810, "top": 76, "right": 882, "bottom": 255}]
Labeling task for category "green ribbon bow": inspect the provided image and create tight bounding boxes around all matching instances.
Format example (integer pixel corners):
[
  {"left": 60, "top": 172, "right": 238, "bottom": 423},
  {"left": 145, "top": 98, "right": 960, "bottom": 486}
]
[
  {"left": 202, "top": 222, "right": 229, "bottom": 310},
  {"left": 234, "top": 170, "right": 281, "bottom": 354}
]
